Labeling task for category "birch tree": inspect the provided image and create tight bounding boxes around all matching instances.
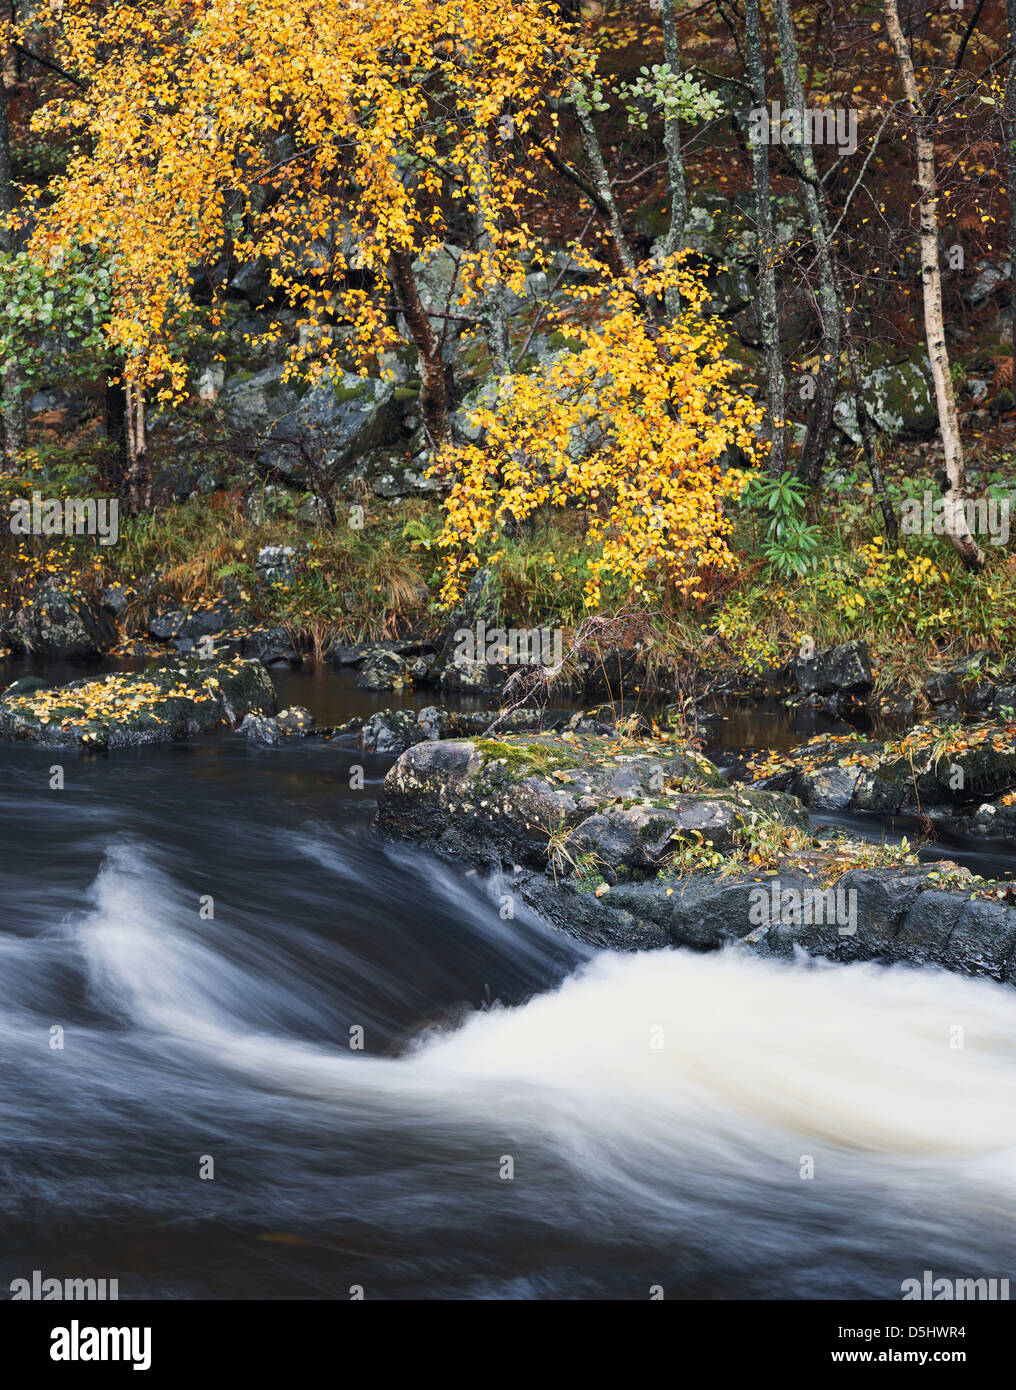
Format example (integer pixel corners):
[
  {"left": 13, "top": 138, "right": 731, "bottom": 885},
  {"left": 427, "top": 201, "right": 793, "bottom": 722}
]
[
  {"left": 744, "top": 0, "right": 788, "bottom": 477},
  {"left": 659, "top": 0, "right": 688, "bottom": 321},
  {"left": 883, "top": 0, "right": 985, "bottom": 568}
]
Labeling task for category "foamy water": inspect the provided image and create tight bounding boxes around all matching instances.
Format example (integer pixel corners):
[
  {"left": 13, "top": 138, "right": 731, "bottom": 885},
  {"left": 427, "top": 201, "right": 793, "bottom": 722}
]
[{"left": 2, "top": 733, "right": 1015, "bottom": 1298}]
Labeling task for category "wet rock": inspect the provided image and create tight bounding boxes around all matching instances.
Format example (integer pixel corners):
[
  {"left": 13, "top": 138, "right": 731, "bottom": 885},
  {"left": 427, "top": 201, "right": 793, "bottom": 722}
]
[
  {"left": 239, "top": 713, "right": 283, "bottom": 746},
  {"left": 945, "top": 898, "right": 1016, "bottom": 977},
  {"left": 516, "top": 872, "right": 671, "bottom": 952},
  {"left": 609, "top": 870, "right": 818, "bottom": 951},
  {"left": 378, "top": 725, "right": 1016, "bottom": 979},
  {"left": 893, "top": 889, "right": 967, "bottom": 961},
  {"left": 242, "top": 626, "right": 302, "bottom": 666},
  {"left": 149, "top": 600, "right": 243, "bottom": 646},
  {"left": 567, "top": 700, "right": 653, "bottom": 736},
  {"left": 0, "top": 656, "right": 277, "bottom": 749},
  {"left": 855, "top": 721, "right": 1016, "bottom": 814},
  {"left": 360, "top": 709, "right": 426, "bottom": 755},
  {"left": 276, "top": 706, "right": 314, "bottom": 734},
  {"left": 2, "top": 676, "right": 51, "bottom": 700},
  {"left": 378, "top": 731, "right": 741, "bottom": 873},
  {"left": 428, "top": 567, "right": 504, "bottom": 693},
  {"left": 791, "top": 641, "right": 873, "bottom": 696},
  {"left": 789, "top": 762, "right": 865, "bottom": 810},
  {"left": 357, "top": 704, "right": 561, "bottom": 756},
  {"left": 356, "top": 649, "right": 413, "bottom": 692},
  {"left": 325, "top": 637, "right": 436, "bottom": 665},
  {"left": 101, "top": 584, "right": 130, "bottom": 618},
  {"left": 13, "top": 584, "right": 117, "bottom": 661},
  {"left": 923, "top": 670, "right": 959, "bottom": 706},
  {"left": 569, "top": 799, "right": 740, "bottom": 871},
  {"left": 240, "top": 705, "right": 314, "bottom": 744},
  {"left": 748, "top": 720, "right": 1016, "bottom": 836}
]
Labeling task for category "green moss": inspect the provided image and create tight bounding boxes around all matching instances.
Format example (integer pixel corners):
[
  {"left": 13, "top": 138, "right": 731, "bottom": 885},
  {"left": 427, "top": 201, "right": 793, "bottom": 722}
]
[
  {"left": 329, "top": 380, "right": 372, "bottom": 405},
  {"left": 475, "top": 738, "right": 581, "bottom": 776}
]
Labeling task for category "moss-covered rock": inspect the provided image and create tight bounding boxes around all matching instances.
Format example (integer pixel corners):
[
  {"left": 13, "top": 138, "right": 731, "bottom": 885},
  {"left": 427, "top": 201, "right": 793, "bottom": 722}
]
[
  {"left": 834, "top": 352, "right": 939, "bottom": 443},
  {"left": 377, "top": 729, "right": 734, "bottom": 870}
]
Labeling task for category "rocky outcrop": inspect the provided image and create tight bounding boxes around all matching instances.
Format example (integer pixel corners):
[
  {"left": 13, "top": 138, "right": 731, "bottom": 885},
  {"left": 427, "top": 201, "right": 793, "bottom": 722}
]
[
  {"left": 919, "top": 653, "right": 1016, "bottom": 721},
  {"left": 376, "top": 725, "right": 1016, "bottom": 980},
  {"left": 741, "top": 867, "right": 1016, "bottom": 983},
  {"left": 358, "top": 704, "right": 569, "bottom": 755},
  {"left": 147, "top": 598, "right": 247, "bottom": 651},
  {"left": 221, "top": 364, "right": 403, "bottom": 482},
  {"left": 0, "top": 655, "right": 277, "bottom": 749},
  {"left": 833, "top": 353, "right": 938, "bottom": 441},
  {"left": 745, "top": 720, "right": 1016, "bottom": 834},
  {"left": 377, "top": 730, "right": 773, "bottom": 876},
  {"left": 13, "top": 584, "right": 117, "bottom": 661}
]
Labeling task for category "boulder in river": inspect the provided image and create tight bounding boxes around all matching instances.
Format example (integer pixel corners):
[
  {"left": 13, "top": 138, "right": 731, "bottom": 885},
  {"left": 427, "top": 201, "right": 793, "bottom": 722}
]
[
  {"left": 0, "top": 655, "right": 277, "bottom": 749},
  {"left": 358, "top": 704, "right": 567, "bottom": 755},
  {"left": 377, "top": 730, "right": 741, "bottom": 873},
  {"left": 239, "top": 705, "right": 313, "bottom": 745}
]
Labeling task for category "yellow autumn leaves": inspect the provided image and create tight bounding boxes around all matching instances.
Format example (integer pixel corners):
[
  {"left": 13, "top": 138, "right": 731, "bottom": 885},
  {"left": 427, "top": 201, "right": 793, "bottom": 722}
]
[
  {"left": 432, "top": 257, "right": 764, "bottom": 606},
  {"left": 24, "top": 0, "right": 579, "bottom": 398}
]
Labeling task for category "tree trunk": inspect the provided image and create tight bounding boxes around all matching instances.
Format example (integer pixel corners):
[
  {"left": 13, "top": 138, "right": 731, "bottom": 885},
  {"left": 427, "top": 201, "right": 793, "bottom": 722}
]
[
  {"left": 105, "top": 366, "right": 129, "bottom": 495},
  {"left": 468, "top": 135, "right": 511, "bottom": 379},
  {"left": 570, "top": 86, "right": 657, "bottom": 325},
  {"left": 125, "top": 382, "right": 152, "bottom": 512},
  {"left": 2, "top": 3, "right": 18, "bottom": 87},
  {"left": 744, "top": 0, "right": 788, "bottom": 477},
  {"left": 388, "top": 249, "right": 452, "bottom": 449},
  {"left": 884, "top": 0, "right": 985, "bottom": 568},
  {"left": 0, "top": 59, "right": 26, "bottom": 464},
  {"left": 660, "top": 0, "right": 688, "bottom": 321},
  {"left": 772, "top": 0, "right": 841, "bottom": 487}
]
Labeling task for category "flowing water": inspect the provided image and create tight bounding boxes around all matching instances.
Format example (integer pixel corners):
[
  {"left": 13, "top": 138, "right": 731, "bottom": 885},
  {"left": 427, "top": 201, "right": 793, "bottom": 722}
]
[{"left": 2, "top": 670, "right": 1015, "bottom": 1299}]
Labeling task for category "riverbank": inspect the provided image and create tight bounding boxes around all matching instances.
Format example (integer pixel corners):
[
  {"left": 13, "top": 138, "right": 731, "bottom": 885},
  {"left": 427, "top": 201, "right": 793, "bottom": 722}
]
[{"left": 3, "top": 647, "right": 1014, "bottom": 984}]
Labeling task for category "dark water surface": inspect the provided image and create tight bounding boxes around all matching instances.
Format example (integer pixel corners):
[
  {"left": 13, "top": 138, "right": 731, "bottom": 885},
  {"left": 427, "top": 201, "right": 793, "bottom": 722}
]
[{"left": 2, "top": 668, "right": 1015, "bottom": 1299}]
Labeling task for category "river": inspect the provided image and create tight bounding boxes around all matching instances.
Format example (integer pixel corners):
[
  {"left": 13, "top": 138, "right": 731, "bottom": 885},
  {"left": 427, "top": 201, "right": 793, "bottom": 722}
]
[{"left": 1, "top": 666, "right": 1015, "bottom": 1299}]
